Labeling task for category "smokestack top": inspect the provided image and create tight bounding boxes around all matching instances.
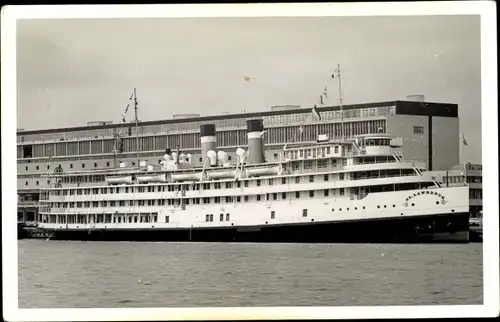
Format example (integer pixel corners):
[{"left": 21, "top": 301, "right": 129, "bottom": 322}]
[
  {"left": 246, "top": 119, "right": 264, "bottom": 133},
  {"left": 200, "top": 124, "right": 216, "bottom": 137}
]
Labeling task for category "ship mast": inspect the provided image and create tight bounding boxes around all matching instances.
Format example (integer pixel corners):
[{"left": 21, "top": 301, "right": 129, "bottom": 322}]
[
  {"left": 133, "top": 87, "right": 140, "bottom": 168},
  {"left": 334, "top": 64, "right": 344, "bottom": 141}
]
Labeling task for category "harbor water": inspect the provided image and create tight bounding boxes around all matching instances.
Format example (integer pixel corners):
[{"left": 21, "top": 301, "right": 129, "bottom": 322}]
[{"left": 18, "top": 240, "right": 482, "bottom": 308}]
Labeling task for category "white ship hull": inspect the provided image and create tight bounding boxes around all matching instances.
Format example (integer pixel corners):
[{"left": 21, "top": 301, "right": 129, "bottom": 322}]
[{"left": 37, "top": 186, "right": 470, "bottom": 243}]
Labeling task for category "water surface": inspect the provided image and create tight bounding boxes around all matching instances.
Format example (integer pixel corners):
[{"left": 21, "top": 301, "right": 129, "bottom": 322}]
[{"left": 18, "top": 241, "right": 483, "bottom": 308}]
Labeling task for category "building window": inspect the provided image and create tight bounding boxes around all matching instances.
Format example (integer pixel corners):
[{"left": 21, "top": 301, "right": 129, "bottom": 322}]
[
  {"left": 413, "top": 126, "right": 424, "bottom": 134},
  {"left": 302, "top": 209, "right": 308, "bottom": 217},
  {"left": 271, "top": 211, "right": 275, "bottom": 219}
]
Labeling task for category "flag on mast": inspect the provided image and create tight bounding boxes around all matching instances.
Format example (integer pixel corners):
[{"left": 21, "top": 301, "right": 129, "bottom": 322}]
[
  {"left": 323, "top": 86, "right": 328, "bottom": 98},
  {"left": 462, "top": 133, "right": 468, "bottom": 146},
  {"left": 312, "top": 105, "right": 322, "bottom": 121}
]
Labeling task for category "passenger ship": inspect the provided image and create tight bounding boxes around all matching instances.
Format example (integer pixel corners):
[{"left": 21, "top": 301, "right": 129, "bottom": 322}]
[{"left": 35, "top": 117, "right": 470, "bottom": 243}]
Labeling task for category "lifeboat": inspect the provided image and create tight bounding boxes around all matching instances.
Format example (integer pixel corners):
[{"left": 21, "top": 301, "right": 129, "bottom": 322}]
[
  {"left": 106, "top": 176, "right": 133, "bottom": 185},
  {"left": 206, "top": 170, "right": 236, "bottom": 180},
  {"left": 171, "top": 172, "right": 203, "bottom": 182},
  {"left": 245, "top": 166, "right": 280, "bottom": 177},
  {"left": 136, "top": 174, "right": 167, "bottom": 183}
]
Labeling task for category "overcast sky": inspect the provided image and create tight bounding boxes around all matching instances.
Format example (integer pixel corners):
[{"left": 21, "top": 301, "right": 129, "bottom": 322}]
[{"left": 16, "top": 15, "right": 482, "bottom": 162}]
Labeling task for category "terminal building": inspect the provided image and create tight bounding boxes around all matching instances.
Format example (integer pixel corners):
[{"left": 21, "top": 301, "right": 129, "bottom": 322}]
[{"left": 17, "top": 99, "right": 464, "bottom": 222}]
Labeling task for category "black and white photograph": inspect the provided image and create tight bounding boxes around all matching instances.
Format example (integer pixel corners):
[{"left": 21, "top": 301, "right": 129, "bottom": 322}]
[{"left": 2, "top": 2, "right": 498, "bottom": 321}]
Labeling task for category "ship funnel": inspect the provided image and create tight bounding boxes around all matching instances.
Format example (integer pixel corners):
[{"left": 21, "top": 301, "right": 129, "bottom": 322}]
[
  {"left": 200, "top": 124, "right": 217, "bottom": 166},
  {"left": 246, "top": 119, "right": 265, "bottom": 164}
]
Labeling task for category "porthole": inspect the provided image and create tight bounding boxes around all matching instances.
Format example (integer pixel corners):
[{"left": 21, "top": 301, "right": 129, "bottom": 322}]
[
  {"left": 347, "top": 208, "right": 349, "bottom": 211},
  {"left": 384, "top": 205, "right": 387, "bottom": 208},
  {"left": 339, "top": 208, "right": 342, "bottom": 211},
  {"left": 332, "top": 209, "right": 335, "bottom": 212},
  {"left": 392, "top": 204, "right": 396, "bottom": 208},
  {"left": 362, "top": 206, "right": 366, "bottom": 210},
  {"left": 451, "top": 209, "right": 455, "bottom": 212},
  {"left": 436, "top": 201, "right": 440, "bottom": 204},
  {"left": 411, "top": 203, "right": 415, "bottom": 207},
  {"left": 354, "top": 207, "right": 358, "bottom": 210},
  {"left": 377, "top": 205, "right": 380, "bottom": 209},
  {"left": 311, "top": 218, "right": 315, "bottom": 222}
]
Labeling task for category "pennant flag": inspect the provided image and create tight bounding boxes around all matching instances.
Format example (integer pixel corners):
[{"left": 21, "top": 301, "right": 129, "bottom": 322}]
[
  {"left": 312, "top": 105, "right": 322, "bottom": 121},
  {"left": 462, "top": 133, "right": 468, "bottom": 146},
  {"left": 323, "top": 87, "right": 328, "bottom": 98},
  {"left": 331, "top": 73, "right": 336, "bottom": 79}
]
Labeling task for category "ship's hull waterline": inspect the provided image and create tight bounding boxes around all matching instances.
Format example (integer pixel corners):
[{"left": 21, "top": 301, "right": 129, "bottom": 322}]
[{"left": 41, "top": 212, "right": 469, "bottom": 243}]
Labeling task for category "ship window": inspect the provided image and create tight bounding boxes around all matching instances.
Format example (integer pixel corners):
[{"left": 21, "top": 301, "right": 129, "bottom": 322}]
[
  {"left": 413, "top": 126, "right": 424, "bottom": 134},
  {"left": 309, "top": 190, "right": 314, "bottom": 197},
  {"left": 324, "top": 189, "right": 329, "bottom": 196},
  {"left": 324, "top": 174, "right": 329, "bottom": 181},
  {"left": 106, "top": 162, "right": 110, "bottom": 167},
  {"left": 244, "top": 181, "right": 248, "bottom": 187},
  {"left": 256, "top": 180, "right": 261, "bottom": 187},
  {"left": 295, "top": 177, "right": 300, "bottom": 184},
  {"left": 282, "top": 177, "right": 286, "bottom": 184},
  {"left": 244, "top": 196, "right": 249, "bottom": 202},
  {"left": 165, "top": 216, "right": 168, "bottom": 223},
  {"left": 199, "top": 157, "right": 202, "bottom": 162},
  {"left": 25, "top": 181, "right": 28, "bottom": 186},
  {"left": 228, "top": 156, "right": 231, "bottom": 161},
  {"left": 81, "top": 163, "right": 85, "bottom": 168},
  {"left": 295, "top": 191, "right": 300, "bottom": 199},
  {"left": 153, "top": 215, "right": 158, "bottom": 223},
  {"left": 237, "top": 181, "right": 241, "bottom": 188},
  {"left": 210, "top": 214, "right": 214, "bottom": 222},
  {"left": 274, "top": 153, "right": 278, "bottom": 160},
  {"left": 236, "top": 196, "right": 241, "bottom": 202},
  {"left": 25, "top": 166, "right": 28, "bottom": 171},
  {"left": 339, "top": 173, "right": 344, "bottom": 180},
  {"left": 339, "top": 188, "right": 344, "bottom": 196},
  {"left": 36, "top": 165, "right": 39, "bottom": 170},
  {"left": 94, "top": 162, "right": 98, "bottom": 168},
  {"left": 225, "top": 213, "right": 230, "bottom": 221},
  {"left": 271, "top": 211, "right": 275, "bottom": 219},
  {"left": 309, "top": 175, "right": 314, "bottom": 183},
  {"left": 220, "top": 214, "right": 224, "bottom": 221},
  {"left": 302, "top": 209, "right": 308, "bottom": 217},
  {"left": 128, "top": 217, "right": 132, "bottom": 223},
  {"left": 268, "top": 179, "right": 273, "bottom": 186},
  {"left": 282, "top": 192, "right": 286, "bottom": 199},
  {"left": 36, "top": 181, "right": 39, "bottom": 185},
  {"left": 226, "top": 196, "right": 232, "bottom": 203},
  {"left": 226, "top": 182, "right": 232, "bottom": 189},
  {"left": 334, "top": 146, "right": 339, "bottom": 153},
  {"left": 215, "top": 197, "right": 220, "bottom": 203},
  {"left": 326, "top": 147, "right": 331, "bottom": 154},
  {"left": 273, "top": 193, "right": 277, "bottom": 200},
  {"left": 257, "top": 195, "right": 261, "bottom": 201},
  {"left": 47, "top": 165, "right": 50, "bottom": 170}
]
